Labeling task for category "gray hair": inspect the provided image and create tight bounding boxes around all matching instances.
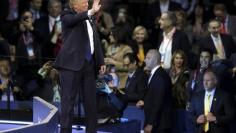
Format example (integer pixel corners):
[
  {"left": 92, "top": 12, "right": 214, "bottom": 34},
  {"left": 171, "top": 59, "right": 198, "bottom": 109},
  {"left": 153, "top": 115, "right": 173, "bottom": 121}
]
[{"left": 164, "top": 11, "right": 177, "bottom": 26}]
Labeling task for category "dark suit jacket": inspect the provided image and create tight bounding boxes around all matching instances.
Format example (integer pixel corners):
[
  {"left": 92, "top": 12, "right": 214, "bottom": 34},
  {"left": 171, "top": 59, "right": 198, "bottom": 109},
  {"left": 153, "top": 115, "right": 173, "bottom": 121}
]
[
  {"left": 189, "top": 89, "right": 235, "bottom": 133},
  {"left": 157, "top": 30, "right": 191, "bottom": 64},
  {"left": 125, "top": 68, "right": 148, "bottom": 103},
  {"left": 34, "top": 16, "right": 56, "bottom": 60},
  {"left": 54, "top": 9, "right": 104, "bottom": 71},
  {"left": 144, "top": 67, "right": 172, "bottom": 131},
  {"left": 200, "top": 34, "right": 236, "bottom": 59}
]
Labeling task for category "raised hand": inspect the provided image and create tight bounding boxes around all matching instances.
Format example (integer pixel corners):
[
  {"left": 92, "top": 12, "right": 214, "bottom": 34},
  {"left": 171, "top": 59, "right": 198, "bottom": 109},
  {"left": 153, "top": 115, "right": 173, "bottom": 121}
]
[{"left": 91, "top": 0, "right": 101, "bottom": 15}]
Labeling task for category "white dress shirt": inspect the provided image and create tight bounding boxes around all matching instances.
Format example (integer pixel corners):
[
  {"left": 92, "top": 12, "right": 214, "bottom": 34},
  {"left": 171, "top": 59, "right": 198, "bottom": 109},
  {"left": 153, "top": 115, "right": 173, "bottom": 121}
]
[
  {"left": 86, "top": 20, "right": 94, "bottom": 54},
  {"left": 159, "top": 28, "right": 176, "bottom": 69},
  {"left": 49, "top": 16, "right": 61, "bottom": 32},
  {"left": 211, "top": 34, "right": 226, "bottom": 59}
]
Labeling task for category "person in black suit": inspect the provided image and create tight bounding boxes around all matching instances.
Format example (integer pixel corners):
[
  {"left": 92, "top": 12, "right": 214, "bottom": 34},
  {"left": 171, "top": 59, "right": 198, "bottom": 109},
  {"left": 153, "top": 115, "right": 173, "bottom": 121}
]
[
  {"left": 187, "top": 48, "right": 213, "bottom": 101},
  {"left": 122, "top": 53, "right": 148, "bottom": 104},
  {"left": 142, "top": 49, "right": 172, "bottom": 133},
  {"left": 157, "top": 11, "right": 190, "bottom": 69},
  {"left": 200, "top": 19, "right": 236, "bottom": 60},
  {"left": 189, "top": 70, "right": 235, "bottom": 133},
  {"left": 34, "top": 0, "right": 63, "bottom": 62},
  {"left": 54, "top": 0, "right": 106, "bottom": 133}
]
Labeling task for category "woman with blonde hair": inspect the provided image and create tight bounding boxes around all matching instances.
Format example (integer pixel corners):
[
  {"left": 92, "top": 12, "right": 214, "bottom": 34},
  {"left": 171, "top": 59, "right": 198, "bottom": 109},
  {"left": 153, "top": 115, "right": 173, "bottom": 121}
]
[{"left": 130, "top": 25, "right": 153, "bottom": 67}]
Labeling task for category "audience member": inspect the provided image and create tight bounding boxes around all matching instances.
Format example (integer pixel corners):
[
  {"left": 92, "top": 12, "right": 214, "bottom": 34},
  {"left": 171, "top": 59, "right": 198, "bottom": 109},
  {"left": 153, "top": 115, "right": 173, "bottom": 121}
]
[
  {"left": 96, "top": 0, "right": 114, "bottom": 41},
  {"left": 122, "top": 53, "right": 148, "bottom": 104},
  {"left": 105, "top": 27, "right": 133, "bottom": 68},
  {"left": 188, "top": 48, "right": 213, "bottom": 101},
  {"left": 29, "top": 0, "right": 45, "bottom": 21},
  {"left": 189, "top": 70, "right": 235, "bottom": 133},
  {"left": 168, "top": 50, "right": 189, "bottom": 109},
  {"left": 15, "top": 10, "right": 42, "bottom": 100},
  {"left": 157, "top": 11, "right": 190, "bottom": 69},
  {"left": 0, "top": 58, "right": 23, "bottom": 101},
  {"left": 34, "top": 0, "right": 62, "bottom": 62},
  {"left": 213, "top": 3, "right": 236, "bottom": 42},
  {"left": 200, "top": 19, "right": 236, "bottom": 60},
  {"left": 130, "top": 25, "right": 153, "bottom": 67}
]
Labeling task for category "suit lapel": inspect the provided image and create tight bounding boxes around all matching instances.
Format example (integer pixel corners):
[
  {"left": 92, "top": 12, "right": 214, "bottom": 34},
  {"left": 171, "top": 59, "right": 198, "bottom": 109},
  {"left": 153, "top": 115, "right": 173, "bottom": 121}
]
[
  {"left": 208, "top": 36, "right": 217, "bottom": 53},
  {"left": 210, "top": 89, "right": 219, "bottom": 113},
  {"left": 200, "top": 91, "right": 205, "bottom": 114},
  {"left": 220, "top": 34, "right": 228, "bottom": 56}
]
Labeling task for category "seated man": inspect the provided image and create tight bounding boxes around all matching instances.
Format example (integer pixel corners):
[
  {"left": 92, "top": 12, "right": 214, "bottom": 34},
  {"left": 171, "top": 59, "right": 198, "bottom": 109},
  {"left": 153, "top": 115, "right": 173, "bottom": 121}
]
[
  {"left": 96, "top": 73, "right": 127, "bottom": 124},
  {"left": 122, "top": 53, "right": 148, "bottom": 104}
]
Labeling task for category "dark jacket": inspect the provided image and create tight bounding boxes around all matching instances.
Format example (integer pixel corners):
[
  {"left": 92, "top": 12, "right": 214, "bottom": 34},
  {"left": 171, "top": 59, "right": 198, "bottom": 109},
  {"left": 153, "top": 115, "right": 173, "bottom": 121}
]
[{"left": 54, "top": 9, "right": 104, "bottom": 71}]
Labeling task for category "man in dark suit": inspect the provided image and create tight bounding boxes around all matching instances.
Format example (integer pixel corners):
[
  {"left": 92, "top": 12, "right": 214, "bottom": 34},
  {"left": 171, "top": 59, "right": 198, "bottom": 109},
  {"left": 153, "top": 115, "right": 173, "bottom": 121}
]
[
  {"left": 34, "top": 0, "right": 62, "bottom": 62},
  {"left": 157, "top": 11, "right": 190, "bottom": 69},
  {"left": 122, "top": 53, "right": 148, "bottom": 104},
  {"left": 143, "top": 49, "right": 172, "bottom": 133},
  {"left": 200, "top": 19, "right": 236, "bottom": 60},
  {"left": 187, "top": 48, "right": 213, "bottom": 101},
  {"left": 54, "top": 0, "right": 106, "bottom": 133},
  {"left": 189, "top": 70, "right": 235, "bottom": 133}
]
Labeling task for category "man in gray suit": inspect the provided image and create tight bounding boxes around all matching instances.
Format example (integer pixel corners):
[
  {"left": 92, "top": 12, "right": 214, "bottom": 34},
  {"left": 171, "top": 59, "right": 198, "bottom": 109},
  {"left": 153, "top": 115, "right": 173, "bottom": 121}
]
[{"left": 54, "top": 0, "right": 106, "bottom": 133}]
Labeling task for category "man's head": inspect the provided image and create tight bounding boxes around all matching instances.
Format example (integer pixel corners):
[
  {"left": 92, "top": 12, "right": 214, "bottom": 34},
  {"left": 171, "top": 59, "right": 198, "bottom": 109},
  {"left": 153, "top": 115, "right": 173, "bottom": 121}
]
[
  {"left": 69, "top": 0, "right": 89, "bottom": 12},
  {"left": 159, "top": 11, "right": 177, "bottom": 31},
  {"left": 199, "top": 48, "right": 213, "bottom": 69},
  {"left": 123, "top": 53, "right": 137, "bottom": 72},
  {"left": 48, "top": 0, "right": 62, "bottom": 18},
  {"left": 214, "top": 4, "right": 227, "bottom": 22},
  {"left": 208, "top": 19, "right": 221, "bottom": 37},
  {"left": 203, "top": 70, "right": 217, "bottom": 92},
  {"left": 144, "top": 49, "right": 161, "bottom": 70},
  {"left": 31, "top": 0, "right": 43, "bottom": 11}
]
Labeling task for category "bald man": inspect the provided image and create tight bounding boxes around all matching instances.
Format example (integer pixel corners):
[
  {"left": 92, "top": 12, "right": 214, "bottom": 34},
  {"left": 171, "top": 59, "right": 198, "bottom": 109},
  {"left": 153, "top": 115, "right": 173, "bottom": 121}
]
[{"left": 189, "top": 70, "right": 235, "bottom": 133}]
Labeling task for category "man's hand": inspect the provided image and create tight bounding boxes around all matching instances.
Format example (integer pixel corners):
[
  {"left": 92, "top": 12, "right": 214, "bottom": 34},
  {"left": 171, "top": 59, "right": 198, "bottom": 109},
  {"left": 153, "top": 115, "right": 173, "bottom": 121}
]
[
  {"left": 136, "top": 100, "right": 144, "bottom": 108},
  {"left": 206, "top": 112, "right": 216, "bottom": 122},
  {"left": 144, "top": 124, "right": 153, "bottom": 133},
  {"left": 90, "top": 0, "right": 101, "bottom": 15},
  {"left": 196, "top": 114, "right": 206, "bottom": 124},
  {"left": 99, "top": 65, "right": 106, "bottom": 75}
]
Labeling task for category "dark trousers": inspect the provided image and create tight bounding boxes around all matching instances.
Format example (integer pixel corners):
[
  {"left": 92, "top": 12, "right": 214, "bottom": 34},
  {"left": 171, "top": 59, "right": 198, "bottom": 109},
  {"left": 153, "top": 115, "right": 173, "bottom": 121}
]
[{"left": 59, "top": 59, "right": 97, "bottom": 133}]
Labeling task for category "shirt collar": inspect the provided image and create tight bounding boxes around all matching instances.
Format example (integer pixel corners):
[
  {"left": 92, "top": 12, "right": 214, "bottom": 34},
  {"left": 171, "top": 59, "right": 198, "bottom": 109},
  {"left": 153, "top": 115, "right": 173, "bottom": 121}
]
[
  {"left": 49, "top": 15, "right": 60, "bottom": 22},
  {"left": 211, "top": 33, "right": 220, "bottom": 40},
  {"left": 205, "top": 88, "right": 216, "bottom": 97},
  {"left": 150, "top": 65, "right": 161, "bottom": 76},
  {"left": 163, "top": 27, "right": 176, "bottom": 38}
]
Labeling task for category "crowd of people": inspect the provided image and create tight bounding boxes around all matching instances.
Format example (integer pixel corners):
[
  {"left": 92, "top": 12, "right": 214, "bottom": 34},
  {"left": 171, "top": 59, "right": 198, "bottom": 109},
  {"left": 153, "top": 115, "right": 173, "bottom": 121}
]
[{"left": 1, "top": 0, "right": 236, "bottom": 133}]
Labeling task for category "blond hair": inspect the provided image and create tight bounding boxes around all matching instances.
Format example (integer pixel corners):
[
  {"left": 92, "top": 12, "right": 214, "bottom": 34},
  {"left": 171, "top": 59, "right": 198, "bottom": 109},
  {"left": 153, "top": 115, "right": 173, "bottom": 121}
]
[{"left": 132, "top": 25, "right": 148, "bottom": 40}]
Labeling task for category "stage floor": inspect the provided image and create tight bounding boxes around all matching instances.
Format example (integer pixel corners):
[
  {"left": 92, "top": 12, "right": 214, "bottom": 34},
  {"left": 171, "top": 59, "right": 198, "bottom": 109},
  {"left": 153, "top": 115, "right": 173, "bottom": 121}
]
[{"left": 0, "top": 123, "right": 110, "bottom": 133}]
